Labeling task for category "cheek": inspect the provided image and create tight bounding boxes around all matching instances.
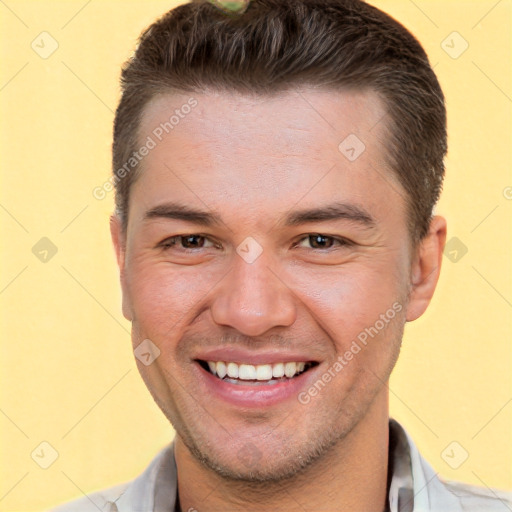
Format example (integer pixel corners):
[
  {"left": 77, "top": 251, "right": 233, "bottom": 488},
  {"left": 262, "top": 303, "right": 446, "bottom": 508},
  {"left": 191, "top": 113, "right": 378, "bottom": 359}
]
[
  {"left": 124, "top": 256, "right": 213, "bottom": 331},
  {"left": 291, "top": 263, "right": 406, "bottom": 398},
  {"left": 289, "top": 259, "right": 406, "bottom": 345}
]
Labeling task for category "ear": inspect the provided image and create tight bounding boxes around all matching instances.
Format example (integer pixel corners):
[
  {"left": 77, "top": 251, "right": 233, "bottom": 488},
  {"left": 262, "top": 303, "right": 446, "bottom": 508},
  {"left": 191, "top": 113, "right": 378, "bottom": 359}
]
[
  {"left": 110, "top": 214, "right": 133, "bottom": 321},
  {"left": 406, "top": 216, "right": 447, "bottom": 322}
]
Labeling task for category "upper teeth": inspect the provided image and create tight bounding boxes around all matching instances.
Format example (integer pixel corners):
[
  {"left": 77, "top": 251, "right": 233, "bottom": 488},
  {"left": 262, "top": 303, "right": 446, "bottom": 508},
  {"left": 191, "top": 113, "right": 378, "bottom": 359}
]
[{"left": 207, "top": 361, "right": 308, "bottom": 380}]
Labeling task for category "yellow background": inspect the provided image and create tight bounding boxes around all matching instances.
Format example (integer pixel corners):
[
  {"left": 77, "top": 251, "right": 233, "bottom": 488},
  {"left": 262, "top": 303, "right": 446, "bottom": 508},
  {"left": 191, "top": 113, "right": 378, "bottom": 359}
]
[{"left": 1, "top": 1, "right": 511, "bottom": 510}]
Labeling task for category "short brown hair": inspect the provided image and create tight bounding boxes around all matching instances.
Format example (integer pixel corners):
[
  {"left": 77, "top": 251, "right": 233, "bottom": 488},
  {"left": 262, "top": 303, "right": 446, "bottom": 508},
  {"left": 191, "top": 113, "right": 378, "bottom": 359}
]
[{"left": 113, "top": 0, "right": 446, "bottom": 242}]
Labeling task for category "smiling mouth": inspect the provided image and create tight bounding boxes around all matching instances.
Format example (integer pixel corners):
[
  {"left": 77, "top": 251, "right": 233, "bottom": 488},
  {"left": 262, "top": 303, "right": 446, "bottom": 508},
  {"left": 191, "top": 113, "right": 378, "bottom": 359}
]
[{"left": 197, "top": 360, "right": 319, "bottom": 386}]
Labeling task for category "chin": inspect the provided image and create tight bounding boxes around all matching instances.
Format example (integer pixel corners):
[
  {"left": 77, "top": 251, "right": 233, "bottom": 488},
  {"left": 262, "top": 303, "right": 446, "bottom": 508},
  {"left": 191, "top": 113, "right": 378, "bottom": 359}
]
[
  {"left": 187, "top": 441, "right": 314, "bottom": 483},
  {"left": 176, "top": 415, "right": 354, "bottom": 485}
]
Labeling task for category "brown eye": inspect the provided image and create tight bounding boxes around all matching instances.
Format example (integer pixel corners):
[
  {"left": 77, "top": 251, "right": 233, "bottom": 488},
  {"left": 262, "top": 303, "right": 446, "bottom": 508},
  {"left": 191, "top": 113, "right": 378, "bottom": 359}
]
[
  {"left": 296, "top": 234, "right": 349, "bottom": 250},
  {"left": 160, "top": 235, "right": 218, "bottom": 251},
  {"left": 308, "top": 234, "right": 334, "bottom": 249},
  {"left": 181, "top": 235, "right": 206, "bottom": 248}
]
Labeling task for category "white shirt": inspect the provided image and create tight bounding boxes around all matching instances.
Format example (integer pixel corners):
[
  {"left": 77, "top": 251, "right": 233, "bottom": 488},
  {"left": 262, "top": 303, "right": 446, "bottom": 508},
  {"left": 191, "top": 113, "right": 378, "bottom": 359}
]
[{"left": 50, "top": 419, "right": 512, "bottom": 512}]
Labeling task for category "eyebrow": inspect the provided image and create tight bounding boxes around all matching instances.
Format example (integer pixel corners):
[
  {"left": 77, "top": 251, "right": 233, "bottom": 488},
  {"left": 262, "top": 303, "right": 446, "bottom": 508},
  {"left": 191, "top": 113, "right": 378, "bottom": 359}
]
[
  {"left": 144, "top": 203, "right": 223, "bottom": 227},
  {"left": 284, "top": 203, "right": 376, "bottom": 228},
  {"left": 143, "top": 201, "right": 376, "bottom": 229}
]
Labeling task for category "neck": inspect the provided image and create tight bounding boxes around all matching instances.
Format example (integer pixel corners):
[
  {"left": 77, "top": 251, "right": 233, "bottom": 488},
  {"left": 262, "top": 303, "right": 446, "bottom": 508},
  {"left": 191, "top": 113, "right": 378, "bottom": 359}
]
[{"left": 175, "top": 390, "right": 390, "bottom": 512}]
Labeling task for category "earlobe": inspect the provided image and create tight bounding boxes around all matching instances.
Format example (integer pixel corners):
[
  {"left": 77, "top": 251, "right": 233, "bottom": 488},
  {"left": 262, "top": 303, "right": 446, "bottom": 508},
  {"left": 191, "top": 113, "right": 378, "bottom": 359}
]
[
  {"left": 110, "top": 214, "right": 133, "bottom": 321},
  {"left": 405, "top": 216, "right": 447, "bottom": 322}
]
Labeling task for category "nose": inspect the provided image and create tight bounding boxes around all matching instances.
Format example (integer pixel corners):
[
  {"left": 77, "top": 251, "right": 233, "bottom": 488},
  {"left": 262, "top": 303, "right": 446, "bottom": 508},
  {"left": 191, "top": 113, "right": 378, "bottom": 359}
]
[{"left": 210, "top": 250, "right": 297, "bottom": 337}]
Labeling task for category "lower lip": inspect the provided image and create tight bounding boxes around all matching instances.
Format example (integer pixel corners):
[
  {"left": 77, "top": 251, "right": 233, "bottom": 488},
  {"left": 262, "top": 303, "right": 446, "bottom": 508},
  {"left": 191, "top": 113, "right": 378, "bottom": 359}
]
[{"left": 193, "top": 361, "right": 319, "bottom": 408}]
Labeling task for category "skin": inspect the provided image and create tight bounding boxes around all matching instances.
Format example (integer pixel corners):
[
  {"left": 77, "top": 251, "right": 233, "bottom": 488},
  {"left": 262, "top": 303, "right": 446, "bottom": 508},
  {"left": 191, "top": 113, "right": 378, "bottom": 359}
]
[{"left": 111, "top": 87, "right": 446, "bottom": 511}]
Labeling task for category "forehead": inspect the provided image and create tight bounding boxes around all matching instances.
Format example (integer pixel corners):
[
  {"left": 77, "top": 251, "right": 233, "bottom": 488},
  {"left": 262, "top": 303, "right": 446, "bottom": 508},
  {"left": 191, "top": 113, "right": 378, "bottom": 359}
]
[
  {"left": 139, "top": 87, "right": 388, "bottom": 154},
  {"left": 131, "top": 87, "right": 405, "bottom": 230}
]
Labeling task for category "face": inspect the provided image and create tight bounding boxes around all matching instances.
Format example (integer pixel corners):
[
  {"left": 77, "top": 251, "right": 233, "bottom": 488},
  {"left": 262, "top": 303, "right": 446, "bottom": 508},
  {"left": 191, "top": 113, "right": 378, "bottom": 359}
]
[{"left": 112, "top": 87, "right": 441, "bottom": 482}]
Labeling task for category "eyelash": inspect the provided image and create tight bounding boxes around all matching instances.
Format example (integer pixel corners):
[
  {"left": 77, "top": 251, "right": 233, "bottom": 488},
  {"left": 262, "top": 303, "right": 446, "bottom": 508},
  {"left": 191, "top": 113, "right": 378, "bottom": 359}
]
[
  {"left": 159, "top": 235, "right": 220, "bottom": 251},
  {"left": 158, "top": 234, "right": 352, "bottom": 252},
  {"left": 295, "top": 234, "right": 352, "bottom": 250}
]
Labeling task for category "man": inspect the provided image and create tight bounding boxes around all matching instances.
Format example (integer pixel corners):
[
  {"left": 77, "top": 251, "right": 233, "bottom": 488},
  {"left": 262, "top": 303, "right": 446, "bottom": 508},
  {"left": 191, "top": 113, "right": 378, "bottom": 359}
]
[{"left": 53, "top": 0, "right": 511, "bottom": 510}]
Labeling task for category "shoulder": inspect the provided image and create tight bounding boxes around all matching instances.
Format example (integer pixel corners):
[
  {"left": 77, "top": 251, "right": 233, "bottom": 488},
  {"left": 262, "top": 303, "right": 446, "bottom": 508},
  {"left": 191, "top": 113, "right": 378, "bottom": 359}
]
[
  {"left": 391, "top": 418, "right": 512, "bottom": 512},
  {"left": 47, "top": 483, "right": 129, "bottom": 512},
  {"left": 47, "top": 443, "right": 176, "bottom": 512},
  {"left": 439, "top": 478, "right": 512, "bottom": 511}
]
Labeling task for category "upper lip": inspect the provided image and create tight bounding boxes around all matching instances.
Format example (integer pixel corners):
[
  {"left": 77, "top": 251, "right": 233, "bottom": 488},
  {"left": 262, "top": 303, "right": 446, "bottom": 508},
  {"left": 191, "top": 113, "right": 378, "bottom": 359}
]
[{"left": 194, "top": 347, "right": 319, "bottom": 365}]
